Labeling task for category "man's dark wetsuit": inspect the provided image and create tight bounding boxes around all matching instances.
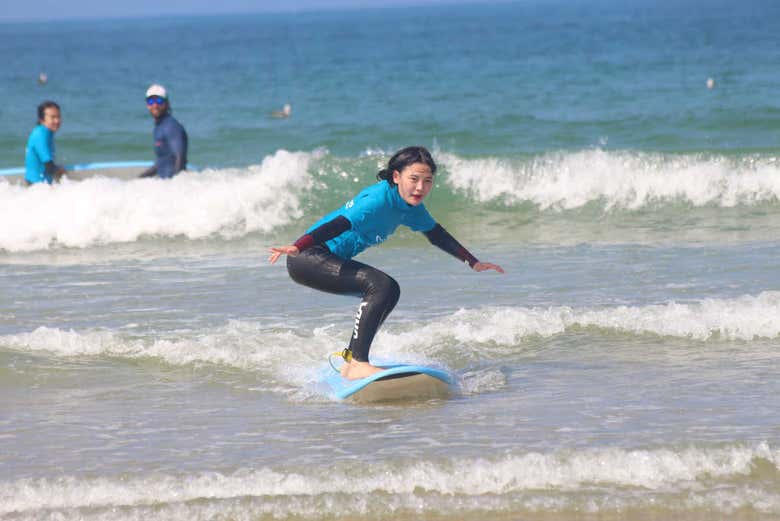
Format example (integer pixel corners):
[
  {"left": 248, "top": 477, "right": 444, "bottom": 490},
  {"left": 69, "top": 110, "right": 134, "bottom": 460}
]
[
  {"left": 286, "top": 180, "right": 479, "bottom": 362},
  {"left": 141, "top": 113, "right": 188, "bottom": 179}
]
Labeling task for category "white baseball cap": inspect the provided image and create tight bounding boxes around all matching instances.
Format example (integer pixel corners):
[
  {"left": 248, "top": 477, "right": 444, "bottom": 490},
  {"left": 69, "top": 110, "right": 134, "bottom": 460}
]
[{"left": 145, "top": 84, "right": 167, "bottom": 99}]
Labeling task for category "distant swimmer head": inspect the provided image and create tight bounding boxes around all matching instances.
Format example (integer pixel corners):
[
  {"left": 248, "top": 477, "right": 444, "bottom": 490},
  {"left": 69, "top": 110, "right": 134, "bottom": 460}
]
[
  {"left": 271, "top": 104, "right": 292, "bottom": 118},
  {"left": 706, "top": 77, "right": 715, "bottom": 89},
  {"left": 38, "top": 72, "right": 48, "bottom": 85}
]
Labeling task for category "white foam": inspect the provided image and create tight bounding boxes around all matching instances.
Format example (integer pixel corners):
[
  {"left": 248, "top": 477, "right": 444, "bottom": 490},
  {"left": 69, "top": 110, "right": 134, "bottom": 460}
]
[
  {"left": 2, "top": 443, "right": 778, "bottom": 516},
  {"left": 0, "top": 322, "right": 296, "bottom": 374},
  {"left": 375, "top": 291, "right": 780, "bottom": 350},
  {"left": 442, "top": 150, "right": 780, "bottom": 210},
  {"left": 0, "top": 150, "right": 317, "bottom": 252},
  {"left": 0, "top": 320, "right": 340, "bottom": 398},
  {"left": 3, "top": 292, "right": 778, "bottom": 374}
]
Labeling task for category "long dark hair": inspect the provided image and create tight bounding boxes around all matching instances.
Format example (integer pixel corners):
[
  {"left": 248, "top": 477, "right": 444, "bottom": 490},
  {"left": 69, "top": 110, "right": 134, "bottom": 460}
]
[{"left": 376, "top": 146, "right": 437, "bottom": 185}]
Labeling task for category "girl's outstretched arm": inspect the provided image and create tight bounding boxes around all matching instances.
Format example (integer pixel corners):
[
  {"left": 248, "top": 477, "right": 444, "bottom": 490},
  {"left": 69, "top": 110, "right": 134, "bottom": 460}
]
[
  {"left": 424, "top": 224, "right": 504, "bottom": 273},
  {"left": 268, "top": 216, "right": 352, "bottom": 264}
]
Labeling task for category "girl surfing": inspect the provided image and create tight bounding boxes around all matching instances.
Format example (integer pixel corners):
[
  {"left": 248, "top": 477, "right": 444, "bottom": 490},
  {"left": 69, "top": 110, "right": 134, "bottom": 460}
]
[{"left": 269, "top": 146, "right": 504, "bottom": 380}]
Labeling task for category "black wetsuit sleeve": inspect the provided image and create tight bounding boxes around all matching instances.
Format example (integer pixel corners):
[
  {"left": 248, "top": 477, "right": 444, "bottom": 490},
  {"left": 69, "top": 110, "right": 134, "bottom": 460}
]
[
  {"left": 293, "top": 215, "right": 351, "bottom": 251},
  {"left": 424, "top": 223, "right": 480, "bottom": 268},
  {"left": 170, "top": 127, "right": 187, "bottom": 173},
  {"left": 173, "top": 153, "right": 185, "bottom": 174}
]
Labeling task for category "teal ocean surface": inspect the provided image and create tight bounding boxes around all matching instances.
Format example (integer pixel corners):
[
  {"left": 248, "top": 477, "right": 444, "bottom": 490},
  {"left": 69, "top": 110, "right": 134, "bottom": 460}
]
[{"left": 2, "top": 2, "right": 780, "bottom": 520}]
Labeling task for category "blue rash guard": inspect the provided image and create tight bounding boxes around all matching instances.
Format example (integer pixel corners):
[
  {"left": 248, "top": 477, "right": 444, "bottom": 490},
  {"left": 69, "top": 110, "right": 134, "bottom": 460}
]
[
  {"left": 152, "top": 113, "right": 188, "bottom": 178},
  {"left": 287, "top": 180, "right": 480, "bottom": 363},
  {"left": 24, "top": 124, "right": 56, "bottom": 184},
  {"left": 306, "top": 181, "right": 437, "bottom": 260}
]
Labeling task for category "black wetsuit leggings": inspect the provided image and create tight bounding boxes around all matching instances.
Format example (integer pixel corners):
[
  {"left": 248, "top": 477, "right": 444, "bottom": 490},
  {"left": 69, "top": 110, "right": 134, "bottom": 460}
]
[{"left": 286, "top": 245, "right": 400, "bottom": 362}]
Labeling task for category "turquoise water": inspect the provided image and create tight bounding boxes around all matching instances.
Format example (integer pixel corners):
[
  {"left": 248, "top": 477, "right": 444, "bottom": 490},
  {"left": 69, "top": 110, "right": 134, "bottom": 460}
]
[
  {"left": 2, "top": 1, "right": 780, "bottom": 168},
  {"left": 2, "top": 2, "right": 780, "bottom": 520}
]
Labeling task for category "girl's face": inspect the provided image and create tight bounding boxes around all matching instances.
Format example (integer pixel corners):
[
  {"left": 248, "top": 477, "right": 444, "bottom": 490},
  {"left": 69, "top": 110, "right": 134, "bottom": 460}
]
[
  {"left": 393, "top": 162, "right": 434, "bottom": 206},
  {"left": 40, "top": 107, "right": 61, "bottom": 132}
]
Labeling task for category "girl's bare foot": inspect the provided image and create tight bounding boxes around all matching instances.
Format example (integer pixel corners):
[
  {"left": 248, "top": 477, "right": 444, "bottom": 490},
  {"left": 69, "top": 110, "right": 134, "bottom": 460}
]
[{"left": 341, "top": 359, "right": 383, "bottom": 380}]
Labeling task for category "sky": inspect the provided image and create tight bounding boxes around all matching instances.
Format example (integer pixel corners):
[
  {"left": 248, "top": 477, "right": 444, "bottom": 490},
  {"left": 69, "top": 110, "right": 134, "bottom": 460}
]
[{"left": 0, "top": 0, "right": 502, "bottom": 22}]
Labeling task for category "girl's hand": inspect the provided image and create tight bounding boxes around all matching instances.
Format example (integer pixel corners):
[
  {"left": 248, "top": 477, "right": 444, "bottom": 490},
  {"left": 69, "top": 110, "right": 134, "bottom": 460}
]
[
  {"left": 473, "top": 261, "right": 504, "bottom": 274},
  {"left": 268, "top": 245, "right": 300, "bottom": 264}
]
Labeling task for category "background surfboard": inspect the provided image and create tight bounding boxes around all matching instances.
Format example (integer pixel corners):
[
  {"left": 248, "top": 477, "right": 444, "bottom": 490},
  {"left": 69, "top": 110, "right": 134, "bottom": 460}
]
[{"left": 0, "top": 161, "right": 153, "bottom": 184}]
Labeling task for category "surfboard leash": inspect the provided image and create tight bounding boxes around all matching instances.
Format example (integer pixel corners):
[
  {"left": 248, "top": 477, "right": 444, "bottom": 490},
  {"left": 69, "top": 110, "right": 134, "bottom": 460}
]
[{"left": 327, "top": 348, "right": 353, "bottom": 373}]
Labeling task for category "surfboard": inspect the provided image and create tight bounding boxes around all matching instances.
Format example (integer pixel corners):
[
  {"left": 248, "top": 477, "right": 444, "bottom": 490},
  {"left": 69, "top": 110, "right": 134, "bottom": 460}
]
[
  {"left": 322, "top": 363, "right": 454, "bottom": 403},
  {"left": 0, "top": 161, "right": 153, "bottom": 184}
]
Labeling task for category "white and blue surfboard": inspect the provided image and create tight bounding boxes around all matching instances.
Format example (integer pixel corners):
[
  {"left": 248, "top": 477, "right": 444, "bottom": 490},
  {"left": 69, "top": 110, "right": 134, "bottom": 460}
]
[
  {"left": 0, "top": 161, "right": 153, "bottom": 184},
  {"left": 322, "top": 362, "right": 454, "bottom": 403}
]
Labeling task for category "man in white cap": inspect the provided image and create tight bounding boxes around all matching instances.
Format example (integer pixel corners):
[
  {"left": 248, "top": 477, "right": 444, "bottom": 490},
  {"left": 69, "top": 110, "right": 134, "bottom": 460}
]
[{"left": 139, "top": 84, "right": 188, "bottom": 178}]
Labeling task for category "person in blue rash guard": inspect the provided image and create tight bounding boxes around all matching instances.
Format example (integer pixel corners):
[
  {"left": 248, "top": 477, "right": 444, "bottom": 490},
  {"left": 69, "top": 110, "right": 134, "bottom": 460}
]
[
  {"left": 25, "top": 100, "right": 66, "bottom": 185},
  {"left": 269, "top": 146, "right": 504, "bottom": 380},
  {"left": 139, "top": 84, "right": 188, "bottom": 179}
]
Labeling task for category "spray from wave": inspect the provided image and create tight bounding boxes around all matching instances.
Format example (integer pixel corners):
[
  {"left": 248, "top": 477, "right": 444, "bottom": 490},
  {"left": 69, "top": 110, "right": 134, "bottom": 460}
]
[
  {"left": 2, "top": 148, "right": 780, "bottom": 252},
  {"left": 442, "top": 149, "right": 780, "bottom": 210},
  {"left": 0, "top": 150, "right": 317, "bottom": 252}
]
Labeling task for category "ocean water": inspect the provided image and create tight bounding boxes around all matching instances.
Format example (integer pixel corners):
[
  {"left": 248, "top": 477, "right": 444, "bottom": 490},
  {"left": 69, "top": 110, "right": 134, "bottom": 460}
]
[{"left": 2, "top": 2, "right": 780, "bottom": 520}]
